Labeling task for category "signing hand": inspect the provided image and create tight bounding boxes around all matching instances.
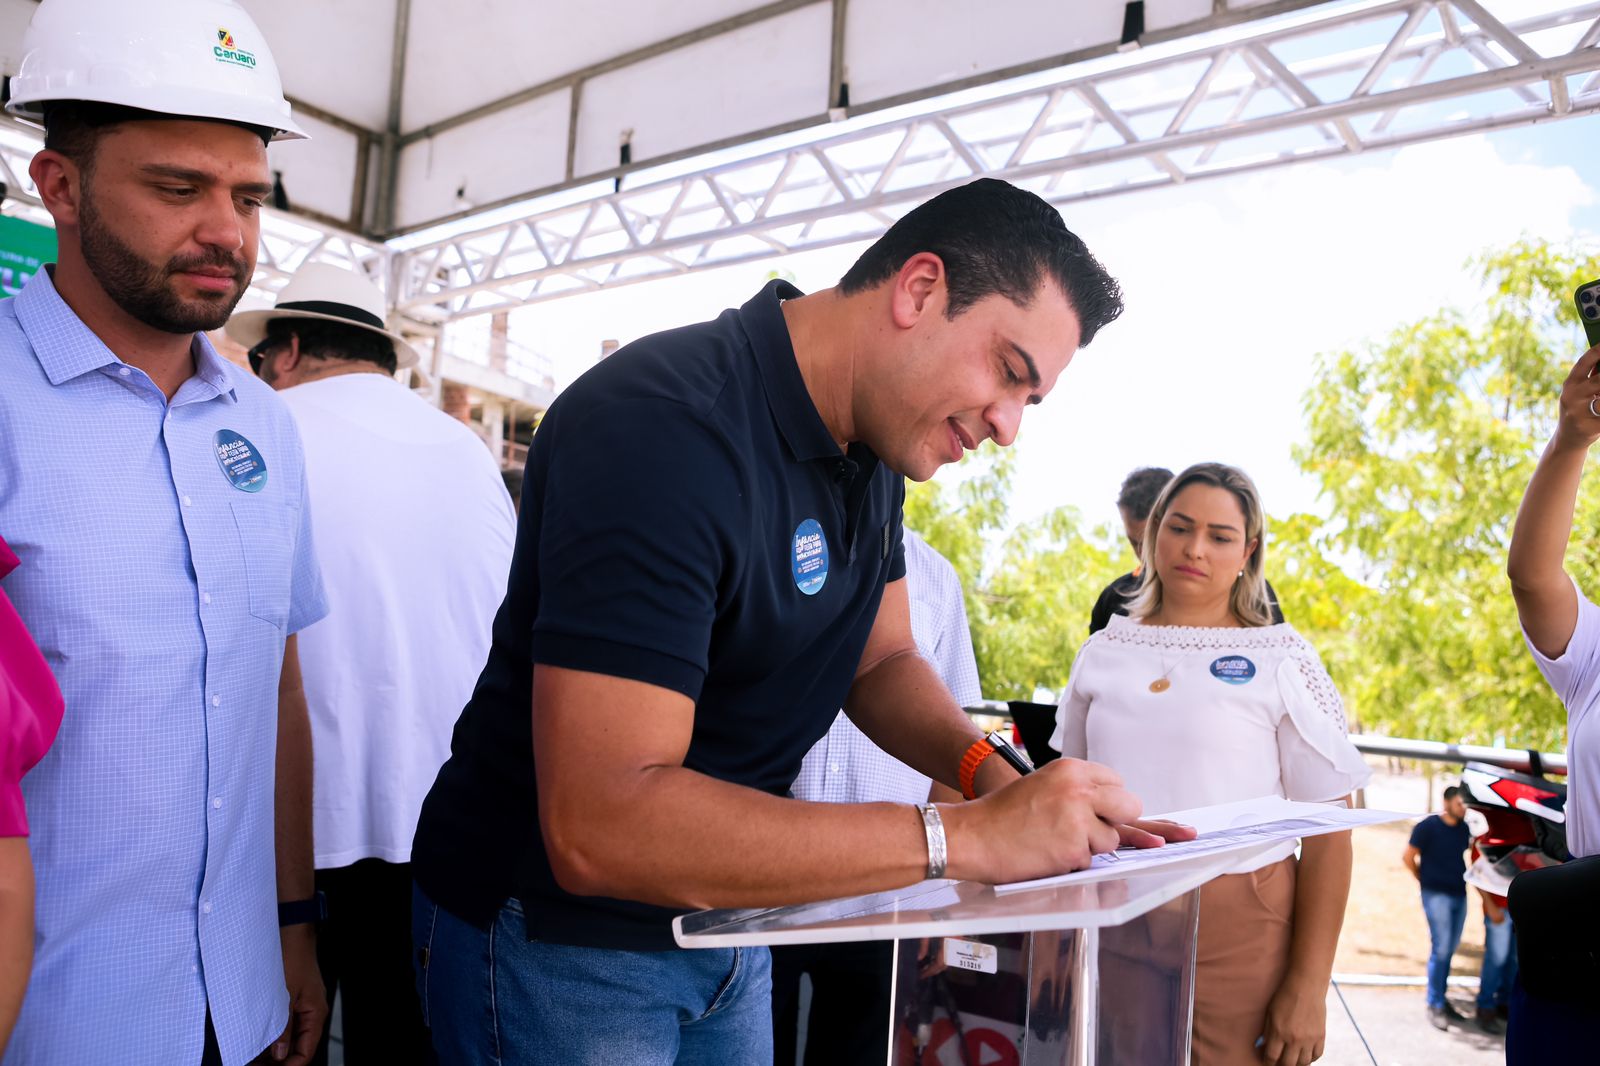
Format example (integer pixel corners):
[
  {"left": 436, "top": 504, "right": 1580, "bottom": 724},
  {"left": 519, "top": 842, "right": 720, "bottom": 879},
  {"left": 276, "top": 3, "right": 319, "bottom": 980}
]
[
  {"left": 942, "top": 757, "right": 1143, "bottom": 885},
  {"left": 1117, "top": 818, "right": 1198, "bottom": 850}
]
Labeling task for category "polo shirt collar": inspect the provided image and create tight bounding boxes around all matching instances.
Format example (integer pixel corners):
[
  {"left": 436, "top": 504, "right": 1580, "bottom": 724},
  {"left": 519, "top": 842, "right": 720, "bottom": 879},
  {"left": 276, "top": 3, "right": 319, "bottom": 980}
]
[
  {"left": 740, "top": 279, "right": 843, "bottom": 463},
  {"left": 17, "top": 267, "right": 239, "bottom": 403}
]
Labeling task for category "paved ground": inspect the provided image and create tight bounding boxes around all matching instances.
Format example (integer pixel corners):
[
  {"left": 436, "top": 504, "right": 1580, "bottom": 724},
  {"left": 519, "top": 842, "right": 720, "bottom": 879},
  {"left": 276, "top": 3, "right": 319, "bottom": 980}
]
[{"left": 1324, "top": 984, "right": 1505, "bottom": 1066}]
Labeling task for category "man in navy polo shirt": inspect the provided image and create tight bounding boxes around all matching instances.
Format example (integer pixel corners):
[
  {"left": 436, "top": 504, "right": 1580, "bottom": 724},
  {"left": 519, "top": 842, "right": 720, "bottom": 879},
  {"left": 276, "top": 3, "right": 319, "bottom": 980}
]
[
  {"left": 1404, "top": 785, "right": 1473, "bottom": 1029},
  {"left": 411, "top": 177, "right": 1177, "bottom": 1064}
]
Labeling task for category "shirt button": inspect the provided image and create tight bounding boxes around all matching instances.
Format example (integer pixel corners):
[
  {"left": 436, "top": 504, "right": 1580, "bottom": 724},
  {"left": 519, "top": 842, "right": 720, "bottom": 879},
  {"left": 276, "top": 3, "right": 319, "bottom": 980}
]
[
  {"left": 201, "top": 901, "right": 212, "bottom": 915},
  {"left": 118, "top": 367, "right": 131, "bottom": 377},
  {"left": 201, "top": 592, "right": 212, "bottom": 604},
  {"left": 212, "top": 797, "right": 223, "bottom": 809},
  {"left": 182, "top": 495, "right": 194, "bottom": 507},
  {"left": 828, "top": 763, "right": 840, "bottom": 774},
  {"left": 211, "top": 695, "right": 221, "bottom": 707}
]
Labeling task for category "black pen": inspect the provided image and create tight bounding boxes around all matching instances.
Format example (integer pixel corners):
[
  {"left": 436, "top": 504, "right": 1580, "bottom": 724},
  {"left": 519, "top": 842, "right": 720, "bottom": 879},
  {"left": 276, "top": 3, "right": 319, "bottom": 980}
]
[{"left": 984, "top": 730, "right": 1034, "bottom": 777}]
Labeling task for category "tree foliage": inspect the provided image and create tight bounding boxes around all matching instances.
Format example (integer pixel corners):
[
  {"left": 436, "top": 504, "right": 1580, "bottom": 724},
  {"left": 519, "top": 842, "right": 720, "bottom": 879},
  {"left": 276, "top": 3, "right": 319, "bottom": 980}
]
[
  {"left": 907, "top": 445, "right": 1124, "bottom": 701},
  {"left": 1295, "top": 239, "right": 1600, "bottom": 749}
]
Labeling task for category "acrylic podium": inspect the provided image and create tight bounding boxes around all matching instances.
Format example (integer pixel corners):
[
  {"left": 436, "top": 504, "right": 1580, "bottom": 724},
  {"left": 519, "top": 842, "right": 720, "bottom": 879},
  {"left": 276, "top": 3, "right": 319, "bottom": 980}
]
[{"left": 675, "top": 843, "right": 1278, "bottom": 1066}]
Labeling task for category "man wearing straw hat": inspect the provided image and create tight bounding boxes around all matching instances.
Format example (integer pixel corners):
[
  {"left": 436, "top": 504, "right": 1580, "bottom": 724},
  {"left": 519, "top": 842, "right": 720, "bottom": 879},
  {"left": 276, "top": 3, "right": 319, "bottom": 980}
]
[{"left": 230, "top": 263, "right": 515, "bottom": 1066}]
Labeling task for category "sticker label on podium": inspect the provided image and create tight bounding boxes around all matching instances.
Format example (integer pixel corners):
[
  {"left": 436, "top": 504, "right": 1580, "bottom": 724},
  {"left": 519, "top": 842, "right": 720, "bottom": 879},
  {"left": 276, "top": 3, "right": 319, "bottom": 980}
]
[{"left": 942, "top": 937, "right": 998, "bottom": 974}]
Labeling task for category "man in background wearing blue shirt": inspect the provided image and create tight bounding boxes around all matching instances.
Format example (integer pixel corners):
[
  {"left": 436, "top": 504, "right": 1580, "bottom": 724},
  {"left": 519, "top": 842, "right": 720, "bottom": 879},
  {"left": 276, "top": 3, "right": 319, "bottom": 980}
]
[
  {"left": 0, "top": 2, "right": 328, "bottom": 1063},
  {"left": 1404, "top": 785, "right": 1472, "bottom": 1030}
]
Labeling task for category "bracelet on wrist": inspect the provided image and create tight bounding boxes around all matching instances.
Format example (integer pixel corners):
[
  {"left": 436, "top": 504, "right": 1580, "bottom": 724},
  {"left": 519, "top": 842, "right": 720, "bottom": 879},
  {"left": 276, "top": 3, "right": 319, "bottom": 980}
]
[
  {"left": 918, "top": 803, "right": 948, "bottom": 880},
  {"left": 958, "top": 736, "right": 998, "bottom": 800}
]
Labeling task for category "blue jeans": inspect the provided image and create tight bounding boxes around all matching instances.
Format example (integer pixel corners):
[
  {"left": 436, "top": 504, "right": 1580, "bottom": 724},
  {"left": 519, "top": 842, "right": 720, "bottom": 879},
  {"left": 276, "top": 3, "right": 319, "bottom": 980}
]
[
  {"left": 1477, "top": 911, "right": 1517, "bottom": 1010},
  {"left": 411, "top": 884, "right": 773, "bottom": 1065},
  {"left": 1421, "top": 889, "right": 1468, "bottom": 1009}
]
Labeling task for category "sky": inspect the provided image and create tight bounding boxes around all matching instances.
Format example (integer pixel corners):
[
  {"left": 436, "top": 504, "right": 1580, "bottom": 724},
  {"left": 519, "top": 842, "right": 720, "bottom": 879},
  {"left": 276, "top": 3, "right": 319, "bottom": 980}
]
[{"left": 493, "top": 116, "right": 1597, "bottom": 548}]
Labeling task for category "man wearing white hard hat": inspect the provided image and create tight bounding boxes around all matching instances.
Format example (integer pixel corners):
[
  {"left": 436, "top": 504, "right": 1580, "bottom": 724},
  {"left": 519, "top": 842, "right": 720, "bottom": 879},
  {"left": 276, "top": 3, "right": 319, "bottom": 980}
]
[
  {"left": 228, "top": 263, "right": 515, "bottom": 1066},
  {"left": 0, "top": 2, "right": 330, "bottom": 1065}
]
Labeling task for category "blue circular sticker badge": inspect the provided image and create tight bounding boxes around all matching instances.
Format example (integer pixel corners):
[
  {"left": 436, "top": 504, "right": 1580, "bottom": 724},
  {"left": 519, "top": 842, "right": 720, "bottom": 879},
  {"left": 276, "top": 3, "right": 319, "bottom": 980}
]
[
  {"left": 1210, "top": 655, "right": 1257, "bottom": 685},
  {"left": 213, "top": 429, "right": 268, "bottom": 493},
  {"left": 792, "top": 518, "right": 829, "bottom": 596}
]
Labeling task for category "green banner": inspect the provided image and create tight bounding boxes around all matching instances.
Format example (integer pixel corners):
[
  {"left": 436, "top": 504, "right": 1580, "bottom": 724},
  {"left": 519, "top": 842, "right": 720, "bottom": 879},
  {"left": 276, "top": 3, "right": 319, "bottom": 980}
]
[{"left": 0, "top": 216, "right": 57, "bottom": 297}]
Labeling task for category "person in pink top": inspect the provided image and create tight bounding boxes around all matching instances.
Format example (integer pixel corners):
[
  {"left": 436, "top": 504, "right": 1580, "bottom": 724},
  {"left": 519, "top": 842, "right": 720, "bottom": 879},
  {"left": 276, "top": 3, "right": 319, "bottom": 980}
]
[{"left": 0, "top": 533, "right": 64, "bottom": 1056}]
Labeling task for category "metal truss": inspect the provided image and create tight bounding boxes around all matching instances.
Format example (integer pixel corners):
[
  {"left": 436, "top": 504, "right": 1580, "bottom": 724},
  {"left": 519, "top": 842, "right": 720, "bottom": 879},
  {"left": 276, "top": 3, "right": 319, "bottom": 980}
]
[
  {"left": 393, "top": 0, "right": 1600, "bottom": 320},
  {"left": 0, "top": 118, "right": 392, "bottom": 306}
]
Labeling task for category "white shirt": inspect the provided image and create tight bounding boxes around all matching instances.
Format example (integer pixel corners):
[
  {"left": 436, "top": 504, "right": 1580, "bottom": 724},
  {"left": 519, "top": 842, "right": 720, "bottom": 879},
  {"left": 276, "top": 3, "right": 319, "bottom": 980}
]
[
  {"left": 791, "top": 530, "right": 983, "bottom": 806},
  {"left": 281, "top": 374, "right": 515, "bottom": 867},
  {"left": 1051, "top": 615, "right": 1372, "bottom": 870},
  {"left": 1520, "top": 578, "right": 1600, "bottom": 859}
]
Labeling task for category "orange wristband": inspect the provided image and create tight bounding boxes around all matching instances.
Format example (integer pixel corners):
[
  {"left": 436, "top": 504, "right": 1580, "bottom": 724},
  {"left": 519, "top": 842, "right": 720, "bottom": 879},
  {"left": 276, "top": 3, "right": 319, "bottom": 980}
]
[{"left": 959, "top": 737, "right": 997, "bottom": 800}]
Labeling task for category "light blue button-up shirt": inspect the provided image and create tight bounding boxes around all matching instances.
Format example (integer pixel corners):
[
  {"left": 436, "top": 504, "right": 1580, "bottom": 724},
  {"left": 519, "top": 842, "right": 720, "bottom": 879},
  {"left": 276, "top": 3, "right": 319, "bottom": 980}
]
[{"left": 0, "top": 269, "right": 327, "bottom": 1065}]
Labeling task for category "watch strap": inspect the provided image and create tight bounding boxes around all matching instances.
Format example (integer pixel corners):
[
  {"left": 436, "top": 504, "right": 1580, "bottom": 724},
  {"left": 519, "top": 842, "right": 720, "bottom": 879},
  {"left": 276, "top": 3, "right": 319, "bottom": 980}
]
[{"left": 277, "top": 891, "right": 327, "bottom": 927}]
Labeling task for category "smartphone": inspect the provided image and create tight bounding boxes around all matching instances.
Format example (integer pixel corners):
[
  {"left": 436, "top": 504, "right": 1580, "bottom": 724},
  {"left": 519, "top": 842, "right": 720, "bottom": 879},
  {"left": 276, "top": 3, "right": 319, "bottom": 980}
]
[{"left": 1578, "top": 279, "right": 1600, "bottom": 349}]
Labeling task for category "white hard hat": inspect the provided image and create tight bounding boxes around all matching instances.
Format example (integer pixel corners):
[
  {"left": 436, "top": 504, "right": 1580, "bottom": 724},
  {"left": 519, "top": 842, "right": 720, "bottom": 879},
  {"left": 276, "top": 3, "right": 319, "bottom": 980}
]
[
  {"left": 7, "top": 0, "right": 306, "bottom": 141},
  {"left": 227, "top": 263, "right": 421, "bottom": 370}
]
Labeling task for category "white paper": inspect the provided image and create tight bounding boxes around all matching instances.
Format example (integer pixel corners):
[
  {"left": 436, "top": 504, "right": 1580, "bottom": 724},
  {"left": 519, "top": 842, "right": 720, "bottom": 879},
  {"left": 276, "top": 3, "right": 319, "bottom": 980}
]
[{"left": 994, "top": 796, "right": 1407, "bottom": 895}]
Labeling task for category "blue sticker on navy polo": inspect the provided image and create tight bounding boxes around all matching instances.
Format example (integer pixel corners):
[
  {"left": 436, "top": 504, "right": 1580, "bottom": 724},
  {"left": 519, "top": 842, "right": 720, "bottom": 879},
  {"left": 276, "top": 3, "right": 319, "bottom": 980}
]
[
  {"left": 213, "top": 429, "right": 268, "bottom": 493},
  {"left": 1210, "top": 656, "right": 1257, "bottom": 685},
  {"left": 792, "top": 518, "right": 829, "bottom": 596}
]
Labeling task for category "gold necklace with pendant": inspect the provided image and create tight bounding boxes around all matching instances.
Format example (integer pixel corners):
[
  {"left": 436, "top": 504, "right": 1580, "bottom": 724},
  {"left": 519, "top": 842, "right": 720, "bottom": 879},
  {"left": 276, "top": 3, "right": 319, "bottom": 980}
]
[{"left": 1148, "top": 642, "right": 1191, "bottom": 693}]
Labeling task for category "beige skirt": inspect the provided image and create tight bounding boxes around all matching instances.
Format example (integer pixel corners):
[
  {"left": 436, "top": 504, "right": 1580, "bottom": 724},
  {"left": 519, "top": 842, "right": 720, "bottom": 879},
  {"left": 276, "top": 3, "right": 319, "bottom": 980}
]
[{"left": 1192, "top": 855, "right": 1298, "bottom": 1066}]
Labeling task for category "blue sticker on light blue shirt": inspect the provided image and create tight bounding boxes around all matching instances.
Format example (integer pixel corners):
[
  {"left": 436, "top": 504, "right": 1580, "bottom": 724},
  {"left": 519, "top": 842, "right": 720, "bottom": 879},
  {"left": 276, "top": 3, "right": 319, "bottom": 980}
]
[
  {"left": 792, "top": 518, "right": 829, "bottom": 596},
  {"left": 1210, "top": 655, "right": 1257, "bottom": 685},
  {"left": 213, "top": 429, "right": 268, "bottom": 493}
]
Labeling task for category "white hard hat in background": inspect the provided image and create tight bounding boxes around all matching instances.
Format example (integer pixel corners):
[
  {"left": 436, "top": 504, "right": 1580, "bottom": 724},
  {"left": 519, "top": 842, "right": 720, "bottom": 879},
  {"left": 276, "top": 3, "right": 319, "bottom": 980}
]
[
  {"left": 227, "top": 263, "right": 422, "bottom": 371},
  {"left": 7, "top": 0, "right": 306, "bottom": 141}
]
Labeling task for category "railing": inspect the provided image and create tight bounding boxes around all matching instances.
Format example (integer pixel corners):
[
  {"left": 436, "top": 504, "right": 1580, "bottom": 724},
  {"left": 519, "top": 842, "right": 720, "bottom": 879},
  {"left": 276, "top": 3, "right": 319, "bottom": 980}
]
[
  {"left": 502, "top": 440, "right": 530, "bottom": 469},
  {"left": 1346, "top": 735, "right": 1566, "bottom": 776},
  {"left": 961, "top": 703, "right": 1569, "bottom": 776}
]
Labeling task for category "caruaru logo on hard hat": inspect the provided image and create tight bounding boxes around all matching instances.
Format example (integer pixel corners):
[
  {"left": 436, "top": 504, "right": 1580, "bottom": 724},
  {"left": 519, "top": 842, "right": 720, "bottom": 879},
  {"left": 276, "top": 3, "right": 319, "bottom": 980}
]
[{"left": 214, "top": 27, "right": 256, "bottom": 68}]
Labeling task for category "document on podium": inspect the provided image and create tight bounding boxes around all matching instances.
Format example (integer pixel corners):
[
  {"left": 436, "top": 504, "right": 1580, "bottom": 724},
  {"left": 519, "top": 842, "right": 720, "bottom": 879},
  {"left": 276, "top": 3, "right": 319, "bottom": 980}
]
[{"left": 994, "top": 796, "right": 1407, "bottom": 895}]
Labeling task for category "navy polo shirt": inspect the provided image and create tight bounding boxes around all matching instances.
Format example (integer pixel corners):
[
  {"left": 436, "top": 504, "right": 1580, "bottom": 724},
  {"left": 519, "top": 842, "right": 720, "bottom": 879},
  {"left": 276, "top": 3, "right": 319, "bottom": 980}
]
[
  {"left": 412, "top": 280, "right": 906, "bottom": 950},
  {"left": 1409, "top": 814, "right": 1470, "bottom": 896}
]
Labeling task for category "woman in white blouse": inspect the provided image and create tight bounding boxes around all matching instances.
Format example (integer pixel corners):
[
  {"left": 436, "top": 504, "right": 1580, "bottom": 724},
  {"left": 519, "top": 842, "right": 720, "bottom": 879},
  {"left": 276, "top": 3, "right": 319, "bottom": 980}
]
[{"left": 1051, "top": 462, "right": 1370, "bottom": 1066}]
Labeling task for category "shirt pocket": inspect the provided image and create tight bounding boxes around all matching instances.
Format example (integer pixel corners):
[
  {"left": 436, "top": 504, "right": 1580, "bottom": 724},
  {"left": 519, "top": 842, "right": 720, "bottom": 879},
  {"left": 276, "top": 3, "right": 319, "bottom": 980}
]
[{"left": 230, "top": 497, "right": 299, "bottom": 630}]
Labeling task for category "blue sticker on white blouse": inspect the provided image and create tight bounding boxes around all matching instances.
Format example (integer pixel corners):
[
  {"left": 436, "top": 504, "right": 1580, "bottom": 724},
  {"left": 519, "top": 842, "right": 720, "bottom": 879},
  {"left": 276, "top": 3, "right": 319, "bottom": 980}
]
[
  {"left": 1210, "top": 656, "right": 1257, "bottom": 685},
  {"left": 792, "top": 518, "right": 829, "bottom": 596},
  {"left": 213, "top": 429, "right": 268, "bottom": 493}
]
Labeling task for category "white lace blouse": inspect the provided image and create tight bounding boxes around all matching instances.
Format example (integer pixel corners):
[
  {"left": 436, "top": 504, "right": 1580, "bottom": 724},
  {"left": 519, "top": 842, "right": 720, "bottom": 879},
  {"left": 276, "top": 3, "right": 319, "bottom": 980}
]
[{"left": 1050, "top": 615, "right": 1372, "bottom": 870}]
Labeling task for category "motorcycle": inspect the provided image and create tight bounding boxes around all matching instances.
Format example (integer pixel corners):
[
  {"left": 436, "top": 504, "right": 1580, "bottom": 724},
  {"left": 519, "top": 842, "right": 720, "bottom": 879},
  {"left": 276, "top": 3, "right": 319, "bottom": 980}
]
[{"left": 1458, "top": 759, "right": 1568, "bottom": 893}]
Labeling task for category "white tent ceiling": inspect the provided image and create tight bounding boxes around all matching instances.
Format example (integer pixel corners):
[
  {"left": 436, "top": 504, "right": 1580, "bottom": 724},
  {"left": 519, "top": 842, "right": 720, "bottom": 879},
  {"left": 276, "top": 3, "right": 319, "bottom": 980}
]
[
  {"left": 0, "top": 0, "right": 1350, "bottom": 237},
  {"left": 0, "top": 0, "right": 1593, "bottom": 328}
]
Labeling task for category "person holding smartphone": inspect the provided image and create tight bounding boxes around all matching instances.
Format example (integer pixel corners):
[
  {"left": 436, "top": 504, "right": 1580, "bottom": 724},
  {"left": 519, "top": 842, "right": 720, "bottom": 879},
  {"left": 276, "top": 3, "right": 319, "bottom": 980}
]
[
  {"left": 1503, "top": 339, "right": 1600, "bottom": 1061},
  {"left": 1051, "top": 462, "right": 1371, "bottom": 1066}
]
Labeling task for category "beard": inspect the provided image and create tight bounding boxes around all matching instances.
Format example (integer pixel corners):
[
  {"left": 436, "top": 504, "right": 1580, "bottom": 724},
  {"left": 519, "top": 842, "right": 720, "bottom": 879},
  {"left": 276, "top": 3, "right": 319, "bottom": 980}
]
[{"left": 78, "top": 187, "right": 250, "bottom": 334}]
